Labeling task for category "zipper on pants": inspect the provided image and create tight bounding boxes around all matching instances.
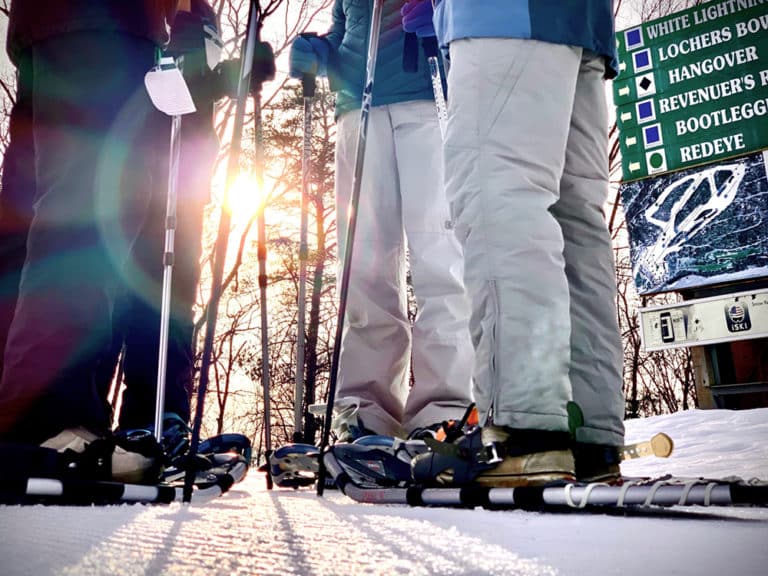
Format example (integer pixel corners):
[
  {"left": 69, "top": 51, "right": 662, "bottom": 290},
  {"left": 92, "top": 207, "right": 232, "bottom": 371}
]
[{"left": 486, "top": 279, "right": 501, "bottom": 427}]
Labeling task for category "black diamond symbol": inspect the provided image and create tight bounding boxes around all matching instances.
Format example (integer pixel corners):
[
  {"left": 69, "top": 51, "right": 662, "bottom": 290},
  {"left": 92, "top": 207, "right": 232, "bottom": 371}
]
[{"left": 640, "top": 77, "right": 652, "bottom": 91}]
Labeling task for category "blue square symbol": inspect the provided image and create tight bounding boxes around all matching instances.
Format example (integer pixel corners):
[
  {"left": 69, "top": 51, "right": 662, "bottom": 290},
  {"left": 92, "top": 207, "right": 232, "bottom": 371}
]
[
  {"left": 626, "top": 28, "right": 642, "bottom": 49},
  {"left": 638, "top": 101, "right": 654, "bottom": 120},
  {"left": 644, "top": 125, "right": 661, "bottom": 145},
  {"left": 634, "top": 50, "right": 650, "bottom": 70}
]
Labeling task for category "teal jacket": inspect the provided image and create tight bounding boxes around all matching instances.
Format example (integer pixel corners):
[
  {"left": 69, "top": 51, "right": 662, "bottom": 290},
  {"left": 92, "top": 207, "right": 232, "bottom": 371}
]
[
  {"left": 324, "top": 0, "right": 437, "bottom": 117},
  {"left": 434, "top": 0, "right": 618, "bottom": 77}
]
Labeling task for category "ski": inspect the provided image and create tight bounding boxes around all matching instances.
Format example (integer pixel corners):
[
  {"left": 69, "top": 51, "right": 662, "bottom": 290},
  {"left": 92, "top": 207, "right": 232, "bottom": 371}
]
[{"left": 323, "top": 449, "right": 768, "bottom": 510}]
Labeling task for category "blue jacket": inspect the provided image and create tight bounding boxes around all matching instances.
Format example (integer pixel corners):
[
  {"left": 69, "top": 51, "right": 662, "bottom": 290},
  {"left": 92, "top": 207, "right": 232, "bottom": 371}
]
[
  {"left": 434, "top": 0, "right": 618, "bottom": 77},
  {"left": 324, "top": 0, "right": 437, "bottom": 117}
]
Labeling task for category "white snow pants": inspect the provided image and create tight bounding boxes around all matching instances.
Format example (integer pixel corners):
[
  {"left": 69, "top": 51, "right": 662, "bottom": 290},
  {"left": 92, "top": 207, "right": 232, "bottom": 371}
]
[
  {"left": 335, "top": 100, "right": 474, "bottom": 438},
  {"left": 444, "top": 38, "right": 625, "bottom": 446}
]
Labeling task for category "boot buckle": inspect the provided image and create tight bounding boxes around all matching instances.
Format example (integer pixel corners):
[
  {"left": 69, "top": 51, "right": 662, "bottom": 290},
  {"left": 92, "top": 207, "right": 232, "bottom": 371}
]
[{"left": 482, "top": 442, "right": 504, "bottom": 465}]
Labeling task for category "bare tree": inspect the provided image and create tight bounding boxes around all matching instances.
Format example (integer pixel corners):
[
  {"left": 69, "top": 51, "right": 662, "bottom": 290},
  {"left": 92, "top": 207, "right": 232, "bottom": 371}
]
[
  {"left": 0, "top": 1, "right": 15, "bottom": 174},
  {"left": 192, "top": 0, "right": 336, "bottom": 451},
  {"left": 253, "top": 79, "right": 338, "bottom": 446},
  {"left": 610, "top": 0, "right": 704, "bottom": 418}
]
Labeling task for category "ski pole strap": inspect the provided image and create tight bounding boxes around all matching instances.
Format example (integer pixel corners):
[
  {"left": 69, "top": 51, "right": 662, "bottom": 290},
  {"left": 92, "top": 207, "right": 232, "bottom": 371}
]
[{"left": 403, "top": 32, "right": 418, "bottom": 72}]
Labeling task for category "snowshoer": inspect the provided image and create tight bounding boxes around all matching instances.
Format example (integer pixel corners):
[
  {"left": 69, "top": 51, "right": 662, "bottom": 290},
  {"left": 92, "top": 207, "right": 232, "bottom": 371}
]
[
  {"left": 288, "top": 0, "right": 474, "bottom": 441},
  {"left": 102, "top": 0, "right": 223, "bottom": 464},
  {"left": 0, "top": 0, "right": 183, "bottom": 482},
  {"left": 402, "top": 0, "right": 626, "bottom": 486},
  {"left": 102, "top": 0, "right": 270, "bottom": 468},
  {"left": 0, "top": 0, "right": 275, "bottom": 483}
]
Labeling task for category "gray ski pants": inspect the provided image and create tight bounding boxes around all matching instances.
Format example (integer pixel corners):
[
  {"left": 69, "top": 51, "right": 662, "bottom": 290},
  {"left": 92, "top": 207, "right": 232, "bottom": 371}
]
[{"left": 444, "top": 38, "right": 625, "bottom": 446}]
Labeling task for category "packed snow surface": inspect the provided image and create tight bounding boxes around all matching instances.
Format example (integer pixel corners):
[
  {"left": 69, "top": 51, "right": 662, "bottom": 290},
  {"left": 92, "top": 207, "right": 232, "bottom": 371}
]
[{"left": 2, "top": 408, "right": 767, "bottom": 575}]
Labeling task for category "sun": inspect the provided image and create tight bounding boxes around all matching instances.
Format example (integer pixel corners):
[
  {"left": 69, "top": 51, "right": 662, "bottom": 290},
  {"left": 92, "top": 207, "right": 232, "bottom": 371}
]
[{"left": 224, "top": 171, "right": 264, "bottom": 227}]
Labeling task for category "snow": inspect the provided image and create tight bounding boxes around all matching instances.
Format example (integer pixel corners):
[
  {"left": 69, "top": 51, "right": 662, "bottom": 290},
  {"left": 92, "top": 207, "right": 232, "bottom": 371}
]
[{"left": 2, "top": 408, "right": 767, "bottom": 576}]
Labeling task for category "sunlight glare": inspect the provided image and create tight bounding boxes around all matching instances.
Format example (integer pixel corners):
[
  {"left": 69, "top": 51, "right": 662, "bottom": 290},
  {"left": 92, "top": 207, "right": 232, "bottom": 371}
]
[{"left": 225, "top": 171, "right": 263, "bottom": 226}]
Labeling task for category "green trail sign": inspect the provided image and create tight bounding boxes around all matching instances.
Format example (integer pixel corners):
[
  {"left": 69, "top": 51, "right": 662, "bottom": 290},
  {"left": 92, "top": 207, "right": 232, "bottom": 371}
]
[{"left": 614, "top": 0, "right": 768, "bottom": 181}]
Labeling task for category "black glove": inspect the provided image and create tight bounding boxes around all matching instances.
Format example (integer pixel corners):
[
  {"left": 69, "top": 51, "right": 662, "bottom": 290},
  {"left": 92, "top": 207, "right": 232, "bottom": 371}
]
[
  {"left": 214, "top": 41, "right": 277, "bottom": 99},
  {"left": 166, "top": 11, "right": 207, "bottom": 58},
  {"left": 253, "top": 40, "right": 277, "bottom": 85}
]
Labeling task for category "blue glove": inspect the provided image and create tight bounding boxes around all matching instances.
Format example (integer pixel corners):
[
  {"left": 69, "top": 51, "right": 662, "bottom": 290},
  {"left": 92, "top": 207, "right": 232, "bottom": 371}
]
[
  {"left": 401, "top": 0, "right": 435, "bottom": 38},
  {"left": 289, "top": 33, "right": 330, "bottom": 78}
]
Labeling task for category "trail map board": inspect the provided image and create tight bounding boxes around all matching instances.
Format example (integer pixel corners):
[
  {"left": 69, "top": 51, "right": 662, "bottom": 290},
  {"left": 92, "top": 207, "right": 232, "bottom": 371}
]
[
  {"left": 620, "top": 150, "right": 768, "bottom": 295},
  {"left": 614, "top": 1, "right": 768, "bottom": 182},
  {"left": 615, "top": 2, "right": 768, "bottom": 297}
]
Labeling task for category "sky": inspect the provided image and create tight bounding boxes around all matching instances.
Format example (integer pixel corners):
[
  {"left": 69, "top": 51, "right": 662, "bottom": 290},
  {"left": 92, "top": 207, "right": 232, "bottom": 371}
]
[{"left": 1, "top": 407, "right": 767, "bottom": 576}]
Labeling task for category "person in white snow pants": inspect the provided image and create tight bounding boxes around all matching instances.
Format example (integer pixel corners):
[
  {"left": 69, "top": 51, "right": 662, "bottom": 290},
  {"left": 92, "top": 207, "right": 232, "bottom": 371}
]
[
  {"left": 334, "top": 100, "right": 474, "bottom": 438},
  {"left": 289, "top": 0, "right": 474, "bottom": 440}
]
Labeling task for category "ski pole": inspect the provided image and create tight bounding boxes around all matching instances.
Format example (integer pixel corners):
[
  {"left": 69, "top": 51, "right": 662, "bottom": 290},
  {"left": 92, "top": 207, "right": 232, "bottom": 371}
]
[
  {"left": 153, "top": 79, "right": 183, "bottom": 446},
  {"left": 317, "top": 0, "right": 386, "bottom": 496},
  {"left": 142, "top": 49, "right": 196, "bottom": 448},
  {"left": 294, "top": 73, "right": 316, "bottom": 443},
  {"left": 108, "top": 342, "right": 127, "bottom": 418},
  {"left": 184, "top": 0, "right": 261, "bottom": 503},
  {"left": 254, "top": 61, "right": 273, "bottom": 491},
  {"left": 429, "top": 0, "right": 449, "bottom": 73},
  {"left": 143, "top": 47, "right": 195, "bottom": 451},
  {"left": 422, "top": 36, "right": 447, "bottom": 138}
]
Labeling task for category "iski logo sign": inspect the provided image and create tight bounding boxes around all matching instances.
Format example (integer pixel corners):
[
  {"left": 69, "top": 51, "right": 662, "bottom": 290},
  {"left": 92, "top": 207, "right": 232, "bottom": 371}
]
[{"left": 724, "top": 302, "right": 751, "bottom": 333}]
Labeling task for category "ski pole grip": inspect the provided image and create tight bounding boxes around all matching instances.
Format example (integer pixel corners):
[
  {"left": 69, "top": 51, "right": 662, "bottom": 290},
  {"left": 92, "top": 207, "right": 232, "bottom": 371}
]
[
  {"left": 302, "top": 74, "right": 316, "bottom": 99},
  {"left": 421, "top": 36, "right": 439, "bottom": 59}
]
